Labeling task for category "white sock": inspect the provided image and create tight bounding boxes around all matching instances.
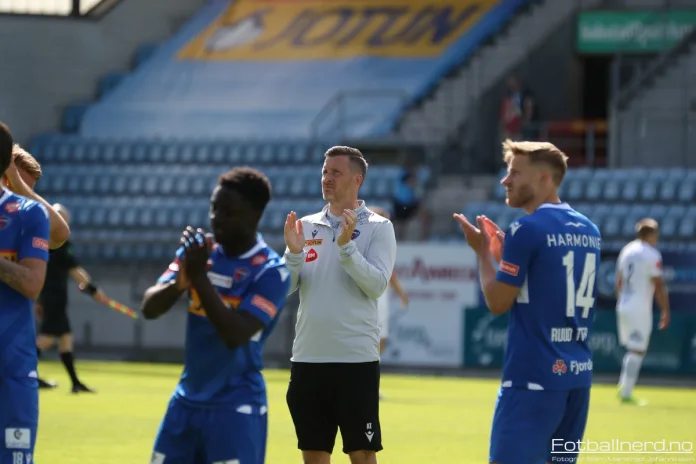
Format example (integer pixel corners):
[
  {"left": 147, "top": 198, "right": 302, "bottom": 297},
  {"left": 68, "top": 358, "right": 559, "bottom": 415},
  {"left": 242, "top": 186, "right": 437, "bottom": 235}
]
[{"left": 620, "top": 352, "right": 643, "bottom": 399}]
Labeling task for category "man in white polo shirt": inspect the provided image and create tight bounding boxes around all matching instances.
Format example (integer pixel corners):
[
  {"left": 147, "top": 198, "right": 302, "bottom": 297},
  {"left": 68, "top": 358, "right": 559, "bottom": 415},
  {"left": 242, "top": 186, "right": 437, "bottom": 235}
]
[{"left": 283, "top": 146, "right": 397, "bottom": 464}]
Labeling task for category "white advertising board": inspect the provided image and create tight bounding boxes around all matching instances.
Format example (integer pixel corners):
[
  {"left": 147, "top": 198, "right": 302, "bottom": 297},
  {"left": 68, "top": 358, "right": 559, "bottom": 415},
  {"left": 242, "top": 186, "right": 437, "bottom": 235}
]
[{"left": 380, "top": 243, "right": 479, "bottom": 367}]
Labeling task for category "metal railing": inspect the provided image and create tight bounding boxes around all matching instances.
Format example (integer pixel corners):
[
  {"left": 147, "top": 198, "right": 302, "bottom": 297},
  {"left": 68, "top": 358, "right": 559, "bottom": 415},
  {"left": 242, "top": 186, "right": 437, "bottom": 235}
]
[{"left": 309, "top": 89, "right": 413, "bottom": 141}]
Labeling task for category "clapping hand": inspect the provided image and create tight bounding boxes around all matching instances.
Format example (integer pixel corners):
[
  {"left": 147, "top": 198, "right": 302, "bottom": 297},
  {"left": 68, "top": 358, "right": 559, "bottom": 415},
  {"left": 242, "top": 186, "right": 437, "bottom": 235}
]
[
  {"left": 336, "top": 209, "right": 357, "bottom": 247},
  {"left": 284, "top": 211, "right": 305, "bottom": 254},
  {"left": 181, "top": 226, "right": 212, "bottom": 281}
]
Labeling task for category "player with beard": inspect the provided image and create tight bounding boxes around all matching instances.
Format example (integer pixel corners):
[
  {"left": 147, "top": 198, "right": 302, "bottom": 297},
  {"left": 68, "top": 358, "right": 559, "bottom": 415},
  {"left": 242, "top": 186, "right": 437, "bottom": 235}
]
[
  {"left": 140, "top": 167, "right": 290, "bottom": 464},
  {"left": 454, "top": 140, "right": 601, "bottom": 464}
]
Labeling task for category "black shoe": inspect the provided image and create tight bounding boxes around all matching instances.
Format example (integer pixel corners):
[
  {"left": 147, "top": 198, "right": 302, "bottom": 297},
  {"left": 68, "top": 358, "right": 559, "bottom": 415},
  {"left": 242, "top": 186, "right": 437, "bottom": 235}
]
[
  {"left": 71, "top": 383, "right": 96, "bottom": 394},
  {"left": 38, "top": 377, "right": 57, "bottom": 389}
]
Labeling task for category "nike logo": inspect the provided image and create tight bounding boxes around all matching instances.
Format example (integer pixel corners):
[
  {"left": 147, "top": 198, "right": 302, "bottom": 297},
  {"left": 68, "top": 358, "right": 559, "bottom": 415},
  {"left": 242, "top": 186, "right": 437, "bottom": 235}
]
[
  {"left": 365, "top": 431, "right": 374, "bottom": 442},
  {"left": 565, "top": 222, "right": 586, "bottom": 228}
]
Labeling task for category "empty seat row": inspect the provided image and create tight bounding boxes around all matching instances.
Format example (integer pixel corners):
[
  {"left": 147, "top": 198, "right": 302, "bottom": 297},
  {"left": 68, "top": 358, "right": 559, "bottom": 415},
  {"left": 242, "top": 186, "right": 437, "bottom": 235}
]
[
  {"left": 31, "top": 138, "right": 329, "bottom": 167},
  {"left": 463, "top": 202, "right": 696, "bottom": 242},
  {"left": 494, "top": 177, "right": 696, "bottom": 204},
  {"left": 498, "top": 167, "right": 696, "bottom": 182}
]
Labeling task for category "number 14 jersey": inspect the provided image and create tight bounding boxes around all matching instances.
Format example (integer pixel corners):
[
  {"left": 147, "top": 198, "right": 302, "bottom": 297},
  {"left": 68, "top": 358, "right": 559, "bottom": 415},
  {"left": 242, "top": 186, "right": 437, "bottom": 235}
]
[{"left": 496, "top": 203, "right": 602, "bottom": 390}]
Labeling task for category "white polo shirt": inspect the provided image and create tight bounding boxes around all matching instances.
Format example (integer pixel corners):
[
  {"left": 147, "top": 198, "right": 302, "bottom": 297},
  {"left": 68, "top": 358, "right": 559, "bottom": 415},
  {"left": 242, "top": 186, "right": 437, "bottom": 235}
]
[{"left": 284, "top": 201, "right": 397, "bottom": 363}]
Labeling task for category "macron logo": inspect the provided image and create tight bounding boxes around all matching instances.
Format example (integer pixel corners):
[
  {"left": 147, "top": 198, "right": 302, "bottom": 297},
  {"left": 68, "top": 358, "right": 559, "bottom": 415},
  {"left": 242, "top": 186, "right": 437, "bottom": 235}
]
[
  {"left": 509, "top": 222, "right": 522, "bottom": 236},
  {"left": 565, "top": 222, "right": 586, "bottom": 228}
]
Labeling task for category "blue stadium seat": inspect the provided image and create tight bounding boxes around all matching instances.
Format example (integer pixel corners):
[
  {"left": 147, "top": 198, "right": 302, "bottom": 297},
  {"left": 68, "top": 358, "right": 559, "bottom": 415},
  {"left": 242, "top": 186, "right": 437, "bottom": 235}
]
[
  {"left": 678, "top": 218, "right": 695, "bottom": 239},
  {"left": 678, "top": 181, "right": 696, "bottom": 203},
  {"left": 565, "top": 179, "right": 586, "bottom": 202}
]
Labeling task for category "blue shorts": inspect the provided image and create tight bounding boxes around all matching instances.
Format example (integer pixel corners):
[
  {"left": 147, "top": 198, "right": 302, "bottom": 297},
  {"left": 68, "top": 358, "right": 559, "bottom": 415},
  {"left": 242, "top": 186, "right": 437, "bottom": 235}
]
[
  {"left": 489, "top": 387, "right": 590, "bottom": 464},
  {"left": 152, "top": 396, "right": 267, "bottom": 464},
  {"left": 0, "top": 377, "right": 38, "bottom": 464}
]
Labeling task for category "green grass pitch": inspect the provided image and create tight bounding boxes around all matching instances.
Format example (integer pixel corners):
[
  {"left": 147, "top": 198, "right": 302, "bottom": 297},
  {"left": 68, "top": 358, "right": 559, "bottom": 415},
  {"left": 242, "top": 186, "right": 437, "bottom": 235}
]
[{"left": 34, "top": 361, "right": 696, "bottom": 463}]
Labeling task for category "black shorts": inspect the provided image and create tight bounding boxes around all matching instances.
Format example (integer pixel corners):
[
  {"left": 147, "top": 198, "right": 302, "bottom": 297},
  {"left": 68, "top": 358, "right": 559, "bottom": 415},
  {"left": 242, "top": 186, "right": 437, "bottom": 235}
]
[
  {"left": 286, "top": 362, "right": 382, "bottom": 454},
  {"left": 39, "top": 304, "right": 71, "bottom": 337}
]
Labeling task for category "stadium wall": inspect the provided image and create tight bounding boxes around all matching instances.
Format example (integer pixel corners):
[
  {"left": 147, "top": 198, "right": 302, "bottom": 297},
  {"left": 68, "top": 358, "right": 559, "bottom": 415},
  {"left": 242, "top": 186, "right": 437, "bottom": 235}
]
[
  {"left": 69, "top": 244, "right": 696, "bottom": 376},
  {"left": 466, "top": 11, "right": 582, "bottom": 172},
  {"left": 0, "top": 0, "right": 204, "bottom": 145}
]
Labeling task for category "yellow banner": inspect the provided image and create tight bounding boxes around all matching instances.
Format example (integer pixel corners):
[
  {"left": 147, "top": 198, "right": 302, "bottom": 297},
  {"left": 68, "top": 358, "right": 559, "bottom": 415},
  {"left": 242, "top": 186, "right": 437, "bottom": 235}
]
[{"left": 177, "top": 0, "right": 497, "bottom": 61}]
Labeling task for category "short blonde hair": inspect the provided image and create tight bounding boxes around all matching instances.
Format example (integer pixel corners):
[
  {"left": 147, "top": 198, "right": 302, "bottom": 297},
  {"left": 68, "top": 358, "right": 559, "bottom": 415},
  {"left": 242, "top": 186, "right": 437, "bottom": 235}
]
[
  {"left": 502, "top": 139, "right": 568, "bottom": 186},
  {"left": 636, "top": 218, "right": 659, "bottom": 239},
  {"left": 13, "top": 145, "right": 42, "bottom": 181}
]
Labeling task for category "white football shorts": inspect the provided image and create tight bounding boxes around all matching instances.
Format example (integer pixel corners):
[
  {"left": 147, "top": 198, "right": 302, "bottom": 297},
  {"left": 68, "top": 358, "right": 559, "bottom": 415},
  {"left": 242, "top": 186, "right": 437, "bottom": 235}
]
[{"left": 617, "top": 309, "right": 653, "bottom": 352}]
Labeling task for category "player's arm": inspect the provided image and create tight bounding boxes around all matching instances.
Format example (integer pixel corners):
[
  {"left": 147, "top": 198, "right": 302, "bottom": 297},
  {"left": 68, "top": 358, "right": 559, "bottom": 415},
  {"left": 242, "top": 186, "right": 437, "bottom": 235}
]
[
  {"left": 191, "top": 267, "right": 290, "bottom": 349},
  {"left": 0, "top": 203, "right": 50, "bottom": 300},
  {"left": 5, "top": 165, "right": 69, "bottom": 249},
  {"left": 651, "top": 254, "right": 670, "bottom": 329},
  {"left": 141, "top": 252, "right": 188, "bottom": 320},
  {"left": 389, "top": 271, "right": 409, "bottom": 308},
  {"left": 482, "top": 221, "right": 538, "bottom": 315},
  {"left": 338, "top": 221, "right": 397, "bottom": 299}
]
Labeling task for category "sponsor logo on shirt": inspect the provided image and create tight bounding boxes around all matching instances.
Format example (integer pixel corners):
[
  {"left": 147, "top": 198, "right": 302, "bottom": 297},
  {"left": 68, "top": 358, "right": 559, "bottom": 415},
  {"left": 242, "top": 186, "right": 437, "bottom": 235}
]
[
  {"left": 32, "top": 238, "right": 49, "bottom": 251},
  {"left": 0, "top": 250, "right": 17, "bottom": 263},
  {"left": 4, "top": 428, "right": 30, "bottom": 449},
  {"left": 188, "top": 290, "right": 241, "bottom": 317},
  {"left": 208, "top": 272, "right": 233, "bottom": 288},
  {"left": 570, "top": 359, "right": 593, "bottom": 375},
  {"left": 251, "top": 294, "right": 278, "bottom": 318},
  {"left": 4, "top": 202, "right": 20, "bottom": 213},
  {"left": 552, "top": 359, "right": 567, "bottom": 375},
  {"left": 305, "top": 248, "right": 318, "bottom": 263},
  {"left": 499, "top": 260, "right": 519, "bottom": 276},
  {"left": 305, "top": 239, "right": 323, "bottom": 246},
  {"left": 251, "top": 254, "right": 267, "bottom": 266}
]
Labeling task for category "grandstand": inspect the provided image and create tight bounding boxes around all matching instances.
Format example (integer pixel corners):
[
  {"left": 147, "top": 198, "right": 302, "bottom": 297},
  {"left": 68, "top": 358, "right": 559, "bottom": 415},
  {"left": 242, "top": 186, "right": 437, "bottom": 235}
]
[{"left": 3, "top": 0, "right": 696, "bottom": 461}]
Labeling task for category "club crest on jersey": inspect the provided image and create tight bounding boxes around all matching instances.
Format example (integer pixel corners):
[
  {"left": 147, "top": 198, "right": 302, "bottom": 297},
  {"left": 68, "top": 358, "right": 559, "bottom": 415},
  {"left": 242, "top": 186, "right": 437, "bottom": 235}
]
[
  {"left": 4, "top": 202, "right": 19, "bottom": 213},
  {"left": 552, "top": 359, "right": 567, "bottom": 375},
  {"left": 233, "top": 267, "right": 250, "bottom": 283},
  {"left": 305, "top": 248, "right": 318, "bottom": 263},
  {"left": 0, "top": 216, "right": 10, "bottom": 230},
  {"left": 351, "top": 230, "right": 361, "bottom": 240}
]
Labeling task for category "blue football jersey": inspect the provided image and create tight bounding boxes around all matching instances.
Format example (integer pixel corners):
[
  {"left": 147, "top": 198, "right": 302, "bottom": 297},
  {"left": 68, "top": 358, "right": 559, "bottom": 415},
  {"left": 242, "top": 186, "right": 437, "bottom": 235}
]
[
  {"left": 158, "top": 236, "right": 290, "bottom": 406},
  {"left": 496, "top": 203, "right": 602, "bottom": 390},
  {"left": 0, "top": 189, "right": 50, "bottom": 378}
]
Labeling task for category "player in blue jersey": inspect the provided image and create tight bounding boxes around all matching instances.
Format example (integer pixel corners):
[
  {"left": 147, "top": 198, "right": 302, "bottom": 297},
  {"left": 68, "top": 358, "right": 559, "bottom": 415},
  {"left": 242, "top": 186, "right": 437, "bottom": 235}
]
[
  {"left": 140, "top": 167, "right": 290, "bottom": 464},
  {"left": 0, "top": 121, "right": 51, "bottom": 464},
  {"left": 455, "top": 140, "right": 601, "bottom": 464}
]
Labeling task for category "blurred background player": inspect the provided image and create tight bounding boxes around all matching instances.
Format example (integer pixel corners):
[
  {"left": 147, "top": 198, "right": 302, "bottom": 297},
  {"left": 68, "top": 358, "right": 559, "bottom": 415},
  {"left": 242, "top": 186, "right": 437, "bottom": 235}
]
[
  {"left": 140, "top": 167, "right": 290, "bottom": 464},
  {"left": 455, "top": 140, "right": 601, "bottom": 464},
  {"left": 615, "top": 218, "right": 670, "bottom": 406},
  {"left": 369, "top": 205, "right": 409, "bottom": 401},
  {"left": 0, "top": 121, "right": 51, "bottom": 464},
  {"left": 3, "top": 144, "right": 70, "bottom": 249},
  {"left": 35, "top": 203, "right": 110, "bottom": 393}
]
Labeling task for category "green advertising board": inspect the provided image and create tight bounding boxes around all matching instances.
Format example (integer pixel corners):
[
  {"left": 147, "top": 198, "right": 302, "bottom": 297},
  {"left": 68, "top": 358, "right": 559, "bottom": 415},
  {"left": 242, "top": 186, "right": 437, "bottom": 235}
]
[
  {"left": 576, "top": 10, "right": 696, "bottom": 54},
  {"left": 463, "top": 308, "right": 696, "bottom": 375}
]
